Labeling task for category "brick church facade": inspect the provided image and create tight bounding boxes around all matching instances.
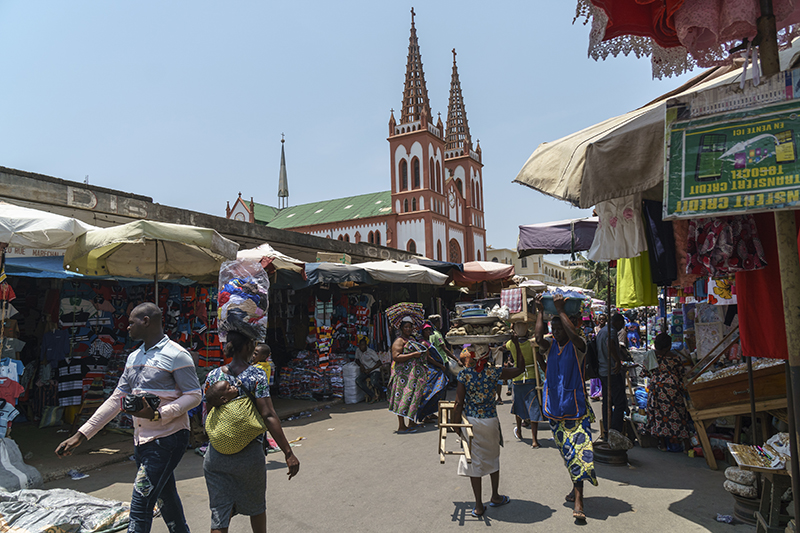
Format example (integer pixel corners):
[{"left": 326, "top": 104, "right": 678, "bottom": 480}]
[{"left": 226, "top": 12, "right": 486, "bottom": 263}]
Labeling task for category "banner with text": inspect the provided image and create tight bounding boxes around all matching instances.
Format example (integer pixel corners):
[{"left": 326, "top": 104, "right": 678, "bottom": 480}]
[{"left": 665, "top": 100, "right": 800, "bottom": 219}]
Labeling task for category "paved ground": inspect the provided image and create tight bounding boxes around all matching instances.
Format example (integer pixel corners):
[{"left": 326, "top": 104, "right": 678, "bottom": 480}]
[{"left": 44, "top": 391, "right": 753, "bottom": 532}]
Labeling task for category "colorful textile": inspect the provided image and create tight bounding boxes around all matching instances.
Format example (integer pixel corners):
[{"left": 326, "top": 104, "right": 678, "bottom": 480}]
[
  {"left": 642, "top": 351, "right": 691, "bottom": 440},
  {"left": 415, "top": 359, "right": 448, "bottom": 422},
  {"left": 387, "top": 339, "right": 428, "bottom": 420},
  {"left": 511, "top": 381, "right": 544, "bottom": 422},
  {"left": 707, "top": 278, "right": 737, "bottom": 305},
  {"left": 672, "top": 219, "right": 700, "bottom": 289},
  {"left": 385, "top": 302, "right": 425, "bottom": 331},
  {"left": 616, "top": 252, "right": 658, "bottom": 308},
  {"left": 500, "top": 288, "right": 523, "bottom": 313},
  {"left": 687, "top": 215, "right": 767, "bottom": 277},
  {"left": 457, "top": 415, "right": 501, "bottom": 478},
  {"left": 457, "top": 366, "right": 503, "bottom": 419},
  {"left": 736, "top": 211, "right": 800, "bottom": 360},
  {"left": 550, "top": 414, "right": 598, "bottom": 486}
]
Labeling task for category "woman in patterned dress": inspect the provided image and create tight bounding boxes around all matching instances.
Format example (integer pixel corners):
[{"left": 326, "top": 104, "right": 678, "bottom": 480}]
[
  {"left": 452, "top": 340, "right": 525, "bottom": 518},
  {"left": 388, "top": 316, "right": 429, "bottom": 433},
  {"left": 642, "top": 333, "right": 691, "bottom": 451},
  {"left": 203, "top": 330, "right": 299, "bottom": 533}
]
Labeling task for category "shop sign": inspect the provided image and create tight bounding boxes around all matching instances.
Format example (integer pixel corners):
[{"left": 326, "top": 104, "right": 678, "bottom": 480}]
[{"left": 665, "top": 100, "right": 800, "bottom": 218}]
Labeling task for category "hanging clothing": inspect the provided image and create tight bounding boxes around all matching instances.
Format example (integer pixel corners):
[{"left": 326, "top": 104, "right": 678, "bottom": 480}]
[
  {"left": 672, "top": 219, "right": 701, "bottom": 289},
  {"left": 686, "top": 215, "right": 767, "bottom": 277},
  {"left": 642, "top": 200, "right": 677, "bottom": 286},
  {"left": 587, "top": 194, "right": 648, "bottom": 262},
  {"left": 616, "top": 252, "right": 659, "bottom": 308},
  {"left": 707, "top": 278, "right": 737, "bottom": 306},
  {"left": 736, "top": 211, "right": 800, "bottom": 360}
]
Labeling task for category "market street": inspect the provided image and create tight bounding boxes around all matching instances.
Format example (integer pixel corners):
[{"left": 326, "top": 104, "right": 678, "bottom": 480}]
[{"left": 47, "top": 395, "right": 749, "bottom": 533}]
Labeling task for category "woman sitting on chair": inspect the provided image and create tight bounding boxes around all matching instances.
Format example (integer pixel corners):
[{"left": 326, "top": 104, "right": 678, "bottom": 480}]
[{"left": 452, "top": 339, "right": 525, "bottom": 519}]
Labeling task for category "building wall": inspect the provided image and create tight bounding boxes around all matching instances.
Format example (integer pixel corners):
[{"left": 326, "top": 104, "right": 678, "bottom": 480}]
[
  {"left": 396, "top": 217, "right": 426, "bottom": 256},
  {"left": 486, "top": 247, "right": 576, "bottom": 286},
  {"left": 432, "top": 219, "right": 447, "bottom": 262}
]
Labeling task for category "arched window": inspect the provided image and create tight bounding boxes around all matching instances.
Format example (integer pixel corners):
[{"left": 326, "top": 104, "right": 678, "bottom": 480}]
[
  {"left": 411, "top": 198, "right": 416, "bottom": 211},
  {"left": 400, "top": 160, "right": 408, "bottom": 191},
  {"left": 436, "top": 162, "right": 441, "bottom": 192},
  {"left": 338, "top": 235, "right": 343, "bottom": 241},
  {"left": 375, "top": 231, "right": 381, "bottom": 245},
  {"left": 437, "top": 240, "right": 442, "bottom": 261},
  {"left": 344, "top": 234, "right": 350, "bottom": 242},
  {"left": 354, "top": 231, "right": 361, "bottom": 243},
  {"left": 407, "top": 239, "right": 417, "bottom": 253},
  {"left": 477, "top": 185, "right": 482, "bottom": 210},
  {"left": 412, "top": 158, "right": 420, "bottom": 189},
  {"left": 521, "top": 257, "right": 528, "bottom": 268},
  {"left": 471, "top": 181, "right": 476, "bottom": 206},
  {"left": 492, "top": 257, "right": 499, "bottom": 263},
  {"left": 456, "top": 179, "right": 463, "bottom": 196},
  {"left": 477, "top": 250, "right": 481, "bottom": 261},
  {"left": 368, "top": 231, "right": 374, "bottom": 244},
  {"left": 448, "top": 239, "right": 462, "bottom": 263},
  {"left": 429, "top": 159, "right": 435, "bottom": 190},
  {"left": 403, "top": 199, "right": 409, "bottom": 213}
]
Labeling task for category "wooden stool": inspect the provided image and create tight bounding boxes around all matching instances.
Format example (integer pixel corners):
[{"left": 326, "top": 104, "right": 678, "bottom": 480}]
[{"left": 437, "top": 400, "right": 473, "bottom": 464}]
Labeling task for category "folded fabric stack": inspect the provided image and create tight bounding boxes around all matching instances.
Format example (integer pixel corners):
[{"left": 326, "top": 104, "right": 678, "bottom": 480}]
[{"left": 385, "top": 302, "right": 425, "bottom": 330}]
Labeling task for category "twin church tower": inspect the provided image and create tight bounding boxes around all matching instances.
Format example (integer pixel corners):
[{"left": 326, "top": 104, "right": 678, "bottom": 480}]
[{"left": 226, "top": 10, "right": 486, "bottom": 263}]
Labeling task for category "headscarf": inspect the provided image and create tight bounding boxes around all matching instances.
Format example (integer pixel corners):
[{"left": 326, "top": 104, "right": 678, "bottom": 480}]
[{"left": 460, "top": 344, "right": 491, "bottom": 372}]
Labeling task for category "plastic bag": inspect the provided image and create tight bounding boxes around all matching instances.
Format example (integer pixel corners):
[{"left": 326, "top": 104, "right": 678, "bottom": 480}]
[{"left": 217, "top": 260, "right": 270, "bottom": 342}]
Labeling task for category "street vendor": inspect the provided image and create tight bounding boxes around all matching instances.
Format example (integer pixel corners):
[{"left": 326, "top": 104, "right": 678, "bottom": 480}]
[
  {"left": 355, "top": 336, "right": 383, "bottom": 403},
  {"left": 534, "top": 294, "right": 596, "bottom": 523},
  {"left": 505, "top": 322, "right": 544, "bottom": 448},
  {"left": 596, "top": 313, "right": 627, "bottom": 434},
  {"left": 388, "top": 310, "right": 428, "bottom": 434}
]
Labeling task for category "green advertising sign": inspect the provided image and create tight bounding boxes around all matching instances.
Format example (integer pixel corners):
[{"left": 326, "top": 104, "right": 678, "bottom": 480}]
[{"left": 665, "top": 100, "right": 800, "bottom": 219}]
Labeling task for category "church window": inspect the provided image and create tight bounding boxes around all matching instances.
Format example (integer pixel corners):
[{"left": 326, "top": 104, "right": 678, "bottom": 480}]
[
  {"left": 354, "top": 232, "right": 361, "bottom": 243},
  {"left": 344, "top": 234, "right": 350, "bottom": 242},
  {"left": 375, "top": 231, "right": 381, "bottom": 245},
  {"left": 404, "top": 199, "right": 409, "bottom": 213},
  {"left": 368, "top": 231, "right": 374, "bottom": 244},
  {"left": 407, "top": 239, "right": 417, "bottom": 254},
  {"left": 337, "top": 235, "right": 343, "bottom": 241},
  {"left": 412, "top": 158, "right": 420, "bottom": 189},
  {"left": 448, "top": 239, "right": 462, "bottom": 263},
  {"left": 437, "top": 240, "right": 442, "bottom": 261},
  {"left": 477, "top": 250, "right": 481, "bottom": 261},
  {"left": 455, "top": 179, "right": 463, "bottom": 196},
  {"left": 436, "top": 162, "right": 441, "bottom": 192},
  {"left": 429, "top": 159, "right": 434, "bottom": 190},
  {"left": 400, "top": 160, "right": 408, "bottom": 191},
  {"left": 411, "top": 198, "right": 416, "bottom": 211}
]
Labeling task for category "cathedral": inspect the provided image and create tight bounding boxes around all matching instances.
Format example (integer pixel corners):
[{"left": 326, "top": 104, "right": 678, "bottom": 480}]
[{"left": 226, "top": 11, "right": 486, "bottom": 263}]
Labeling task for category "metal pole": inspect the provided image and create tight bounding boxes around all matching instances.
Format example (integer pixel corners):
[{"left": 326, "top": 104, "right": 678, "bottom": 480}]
[
  {"left": 154, "top": 240, "right": 159, "bottom": 298},
  {"left": 747, "top": 357, "right": 759, "bottom": 444},
  {"left": 607, "top": 262, "right": 612, "bottom": 438},
  {"left": 786, "top": 361, "right": 800, "bottom": 527}
]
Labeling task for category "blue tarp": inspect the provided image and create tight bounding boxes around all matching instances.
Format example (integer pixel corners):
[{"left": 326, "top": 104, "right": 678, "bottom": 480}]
[{"left": 5, "top": 256, "right": 83, "bottom": 279}]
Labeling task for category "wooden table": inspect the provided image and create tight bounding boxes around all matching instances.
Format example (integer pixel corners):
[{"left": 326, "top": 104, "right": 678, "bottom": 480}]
[
  {"left": 736, "top": 462, "right": 791, "bottom": 532},
  {"left": 687, "top": 397, "right": 787, "bottom": 470}
]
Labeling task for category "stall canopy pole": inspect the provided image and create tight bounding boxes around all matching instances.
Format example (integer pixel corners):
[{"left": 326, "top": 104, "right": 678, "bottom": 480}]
[
  {"left": 606, "top": 262, "right": 612, "bottom": 439},
  {"left": 154, "top": 240, "right": 159, "bottom": 297},
  {"left": 759, "top": 2, "right": 800, "bottom": 524}
]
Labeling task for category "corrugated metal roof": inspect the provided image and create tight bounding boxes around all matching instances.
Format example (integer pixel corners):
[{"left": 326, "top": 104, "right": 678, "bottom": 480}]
[
  {"left": 252, "top": 203, "right": 279, "bottom": 223},
  {"left": 256, "top": 191, "right": 393, "bottom": 229}
]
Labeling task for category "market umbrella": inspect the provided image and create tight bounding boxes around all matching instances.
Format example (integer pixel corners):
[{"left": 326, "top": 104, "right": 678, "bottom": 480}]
[
  {"left": 0, "top": 201, "right": 97, "bottom": 249},
  {"left": 513, "top": 40, "right": 800, "bottom": 209},
  {"left": 453, "top": 261, "right": 515, "bottom": 286},
  {"left": 359, "top": 260, "right": 449, "bottom": 286},
  {"left": 405, "top": 257, "right": 464, "bottom": 274},
  {"left": 63, "top": 220, "right": 239, "bottom": 290},
  {"left": 237, "top": 243, "right": 305, "bottom": 276},
  {"left": 518, "top": 217, "right": 599, "bottom": 257}
]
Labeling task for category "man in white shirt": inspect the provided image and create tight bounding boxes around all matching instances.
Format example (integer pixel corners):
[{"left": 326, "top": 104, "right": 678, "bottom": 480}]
[{"left": 355, "top": 336, "right": 383, "bottom": 403}]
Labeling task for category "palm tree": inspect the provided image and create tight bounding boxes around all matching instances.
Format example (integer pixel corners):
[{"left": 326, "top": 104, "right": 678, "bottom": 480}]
[{"left": 571, "top": 253, "right": 616, "bottom": 301}]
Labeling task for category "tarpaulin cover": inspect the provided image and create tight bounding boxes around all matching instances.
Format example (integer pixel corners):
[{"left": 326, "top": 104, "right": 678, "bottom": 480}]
[
  {"left": 304, "top": 262, "right": 374, "bottom": 285},
  {"left": 736, "top": 211, "right": 800, "bottom": 360},
  {"left": 359, "top": 260, "right": 449, "bottom": 285},
  {"left": 453, "top": 261, "right": 515, "bottom": 285},
  {"left": 237, "top": 243, "right": 305, "bottom": 276},
  {"left": 0, "top": 488, "right": 130, "bottom": 533},
  {"left": 406, "top": 257, "right": 464, "bottom": 274},
  {"left": 5, "top": 256, "right": 83, "bottom": 279},
  {"left": 517, "top": 217, "right": 598, "bottom": 257},
  {"left": 0, "top": 201, "right": 97, "bottom": 249}
]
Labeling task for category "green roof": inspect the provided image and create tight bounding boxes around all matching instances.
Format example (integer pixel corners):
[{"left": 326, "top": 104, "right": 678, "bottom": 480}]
[
  {"left": 252, "top": 203, "right": 279, "bottom": 222},
  {"left": 256, "top": 191, "right": 393, "bottom": 229}
]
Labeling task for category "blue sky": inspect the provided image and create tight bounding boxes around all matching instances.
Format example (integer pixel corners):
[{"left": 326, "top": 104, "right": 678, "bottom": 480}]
[{"left": 0, "top": 2, "right": 698, "bottom": 250}]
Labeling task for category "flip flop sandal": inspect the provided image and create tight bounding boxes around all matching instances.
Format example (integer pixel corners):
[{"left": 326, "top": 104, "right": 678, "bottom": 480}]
[
  {"left": 471, "top": 508, "right": 485, "bottom": 518},
  {"left": 489, "top": 495, "right": 511, "bottom": 507},
  {"left": 573, "top": 510, "right": 586, "bottom": 522},
  {"left": 565, "top": 492, "right": 575, "bottom": 503},
  {"left": 513, "top": 427, "right": 522, "bottom": 441}
]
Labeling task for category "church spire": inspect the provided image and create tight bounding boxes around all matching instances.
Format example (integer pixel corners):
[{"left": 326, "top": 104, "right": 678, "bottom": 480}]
[
  {"left": 445, "top": 48, "right": 472, "bottom": 157},
  {"left": 277, "top": 134, "right": 289, "bottom": 209},
  {"left": 400, "top": 7, "right": 431, "bottom": 126}
]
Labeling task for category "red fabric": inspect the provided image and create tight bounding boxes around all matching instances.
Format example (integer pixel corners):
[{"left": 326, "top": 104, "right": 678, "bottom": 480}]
[
  {"left": 591, "top": 0, "right": 684, "bottom": 48},
  {"left": 735, "top": 211, "right": 800, "bottom": 359}
]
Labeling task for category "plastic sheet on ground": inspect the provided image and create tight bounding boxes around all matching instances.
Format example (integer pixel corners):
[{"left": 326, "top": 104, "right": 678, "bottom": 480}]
[{"left": 0, "top": 488, "right": 130, "bottom": 533}]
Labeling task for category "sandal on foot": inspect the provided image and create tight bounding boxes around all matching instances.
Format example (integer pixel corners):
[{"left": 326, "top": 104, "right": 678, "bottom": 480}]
[
  {"left": 513, "top": 426, "right": 522, "bottom": 441},
  {"left": 471, "top": 508, "right": 485, "bottom": 518},
  {"left": 565, "top": 491, "right": 575, "bottom": 503},
  {"left": 573, "top": 510, "right": 586, "bottom": 522},
  {"left": 531, "top": 443, "right": 541, "bottom": 449},
  {"left": 489, "top": 495, "right": 511, "bottom": 507}
]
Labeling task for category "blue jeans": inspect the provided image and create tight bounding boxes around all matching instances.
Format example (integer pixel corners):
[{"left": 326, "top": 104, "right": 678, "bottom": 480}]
[{"left": 129, "top": 429, "right": 190, "bottom": 533}]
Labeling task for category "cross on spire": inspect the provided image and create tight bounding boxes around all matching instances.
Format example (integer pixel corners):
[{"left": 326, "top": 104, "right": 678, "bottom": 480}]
[
  {"left": 400, "top": 8, "right": 431, "bottom": 124},
  {"left": 452, "top": 48, "right": 456, "bottom": 62},
  {"left": 411, "top": 7, "right": 415, "bottom": 26}
]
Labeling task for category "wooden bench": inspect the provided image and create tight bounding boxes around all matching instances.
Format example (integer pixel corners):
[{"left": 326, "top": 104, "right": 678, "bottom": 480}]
[{"left": 437, "top": 400, "right": 474, "bottom": 464}]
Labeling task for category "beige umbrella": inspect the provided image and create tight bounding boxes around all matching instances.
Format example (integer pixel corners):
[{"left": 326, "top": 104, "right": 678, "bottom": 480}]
[{"left": 63, "top": 220, "right": 239, "bottom": 290}]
